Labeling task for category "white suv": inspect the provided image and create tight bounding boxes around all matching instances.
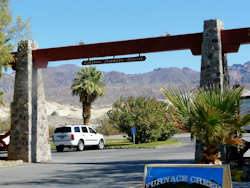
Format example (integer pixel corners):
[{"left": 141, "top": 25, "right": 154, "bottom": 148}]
[{"left": 53, "top": 125, "right": 105, "bottom": 152}]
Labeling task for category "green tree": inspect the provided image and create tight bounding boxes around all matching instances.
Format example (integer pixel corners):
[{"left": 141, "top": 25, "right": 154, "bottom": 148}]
[
  {"left": 107, "top": 96, "right": 177, "bottom": 143},
  {"left": 71, "top": 67, "right": 105, "bottom": 125},
  {"left": 161, "top": 87, "right": 250, "bottom": 164},
  {"left": 0, "top": 0, "right": 30, "bottom": 76},
  {"left": 0, "top": 0, "right": 30, "bottom": 104}
]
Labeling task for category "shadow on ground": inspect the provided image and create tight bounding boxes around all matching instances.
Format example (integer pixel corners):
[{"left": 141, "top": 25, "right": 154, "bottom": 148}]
[{"left": 0, "top": 159, "right": 194, "bottom": 187}]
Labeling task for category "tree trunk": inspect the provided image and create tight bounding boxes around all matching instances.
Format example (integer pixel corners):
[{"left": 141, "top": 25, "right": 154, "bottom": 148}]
[
  {"left": 82, "top": 102, "right": 91, "bottom": 125},
  {"left": 200, "top": 145, "right": 222, "bottom": 164}
]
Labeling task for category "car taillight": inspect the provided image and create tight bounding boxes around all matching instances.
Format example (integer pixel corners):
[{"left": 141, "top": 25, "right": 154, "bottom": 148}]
[{"left": 71, "top": 134, "right": 74, "bottom": 141}]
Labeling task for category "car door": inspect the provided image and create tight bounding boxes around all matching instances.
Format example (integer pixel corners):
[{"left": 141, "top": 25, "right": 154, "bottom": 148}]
[
  {"left": 81, "top": 126, "right": 91, "bottom": 146},
  {"left": 88, "top": 127, "right": 99, "bottom": 145}
]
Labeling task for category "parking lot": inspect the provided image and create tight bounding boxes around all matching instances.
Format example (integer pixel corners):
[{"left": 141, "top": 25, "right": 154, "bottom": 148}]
[{"left": 0, "top": 134, "right": 194, "bottom": 188}]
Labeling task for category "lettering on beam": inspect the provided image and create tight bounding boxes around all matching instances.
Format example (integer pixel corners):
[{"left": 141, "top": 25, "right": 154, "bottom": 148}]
[{"left": 82, "top": 56, "right": 146, "bottom": 65}]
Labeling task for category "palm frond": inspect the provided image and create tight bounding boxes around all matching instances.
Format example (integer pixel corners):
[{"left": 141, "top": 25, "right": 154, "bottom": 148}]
[
  {"left": 162, "top": 86, "right": 247, "bottom": 164},
  {"left": 71, "top": 67, "right": 105, "bottom": 103}
]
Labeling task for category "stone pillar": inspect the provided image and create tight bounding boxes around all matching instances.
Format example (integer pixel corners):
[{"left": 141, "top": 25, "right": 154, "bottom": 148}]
[
  {"left": 200, "top": 19, "right": 229, "bottom": 88},
  {"left": 8, "top": 40, "right": 51, "bottom": 162},
  {"left": 195, "top": 19, "right": 230, "bottom": 162},
  {"left": 32, "top": 66, "right": 51, "bottom": 162},
  {"left": 8, "top": 41, "right": 34, "bottom": 162}
]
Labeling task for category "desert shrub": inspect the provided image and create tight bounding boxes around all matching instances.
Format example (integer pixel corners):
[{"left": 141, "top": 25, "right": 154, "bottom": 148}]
[
  {"left": 107, "top": 96, "right": 177, "bottom": 143},
  {"left": 96, "top": 117, "right": 121, "bottom": 135}
]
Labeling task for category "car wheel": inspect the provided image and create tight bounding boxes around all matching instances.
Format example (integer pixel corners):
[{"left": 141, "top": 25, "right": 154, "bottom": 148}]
[
  {"left": 98, "top": 139, "right": 105, "bottom": 150},
  {"left": 56, "top": 145, "right": 64, "bottom": 152},
  {"left": 77, "top": 140, "right": 84, "bottom": 151}
]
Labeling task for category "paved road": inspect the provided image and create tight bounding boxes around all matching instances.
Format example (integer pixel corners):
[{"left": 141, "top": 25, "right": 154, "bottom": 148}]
[
  {"left": 0, "top": 133, "right": 249, "bottom": 188},
  {"left": 0, "top": 134, "right": 194, "bottom": 188}
]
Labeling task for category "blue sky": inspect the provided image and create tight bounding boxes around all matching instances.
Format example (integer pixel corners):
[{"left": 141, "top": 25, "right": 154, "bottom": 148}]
[{"left": 11, "top": 0, "right": 250, "bottom": 74}]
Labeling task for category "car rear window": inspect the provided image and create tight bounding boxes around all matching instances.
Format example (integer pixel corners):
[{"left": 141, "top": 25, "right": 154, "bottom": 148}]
[{"left": 54, "top": 127, "right": 71, "bottom": 133}]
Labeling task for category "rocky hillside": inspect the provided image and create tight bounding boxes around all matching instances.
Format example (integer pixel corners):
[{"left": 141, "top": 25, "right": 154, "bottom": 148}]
[
  {"left": 0, "top": 62, "right": 250, "bottom": 107},
  {"left": 229, "top": 62, "right": 250, "bottom": 86}
]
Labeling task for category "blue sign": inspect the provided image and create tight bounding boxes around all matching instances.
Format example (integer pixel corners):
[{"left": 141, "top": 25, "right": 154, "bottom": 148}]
[
  {"left": 131, "top": 127, "right": 136, "bottom": 135},
  {"left": 144, "top": 164, "right": 231, "bottom": 188}
]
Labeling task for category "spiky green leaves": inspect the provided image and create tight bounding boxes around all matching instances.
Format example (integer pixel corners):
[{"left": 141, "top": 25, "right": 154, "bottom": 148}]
[
  {"left": 162, "top": 86, "right": 250, "bottom": 163},
  {"left": 71, "top": 67, "right": 105, "bottom": 124},
  {"left": 71, "top": 67, "right": 105, "bottom": 103},
  {"left": 161, "top": 86, "right": 250, "bottom": 145}
]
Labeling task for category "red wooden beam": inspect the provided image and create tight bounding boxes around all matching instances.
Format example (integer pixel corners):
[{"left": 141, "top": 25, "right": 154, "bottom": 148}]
[
  {"left": 32, "top": 32, "right": 203, "bottom": 68},
  {"left": 221, "top": 27, "right": 250, "bottom": 53},
  {"left": 13, "top": 27, "right": 250, "bottom": 68}
]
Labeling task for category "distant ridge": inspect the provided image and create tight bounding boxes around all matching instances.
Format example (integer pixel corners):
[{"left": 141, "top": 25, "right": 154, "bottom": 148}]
[{"left": 0, "top": 62, "right": 249, "bottom": 107}]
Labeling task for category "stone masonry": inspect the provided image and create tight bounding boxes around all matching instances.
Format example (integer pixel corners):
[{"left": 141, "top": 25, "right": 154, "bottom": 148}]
[
  {"left": 8, "top": 40, "right": 51, "bottom": 162},
  {"left": 196, "top": 19, "right": 230, "bottom": 162},
  {"left": 31, "top": 62, "right": 51, "bottom": 162},
  {"left": 200, "top": 19, "right": 229, "bottom": 89}
]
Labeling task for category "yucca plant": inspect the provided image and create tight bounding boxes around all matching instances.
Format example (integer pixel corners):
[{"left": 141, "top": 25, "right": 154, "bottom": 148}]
[
  {"left": 71, "top": 67, "right": 105, "bottom": 125},
  {"left": 161, "top": 86, "right": 250, "bottom": 164}
]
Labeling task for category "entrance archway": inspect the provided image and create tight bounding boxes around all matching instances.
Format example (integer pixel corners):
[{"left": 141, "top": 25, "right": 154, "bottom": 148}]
[{"left": 7, "top": 19, "right": 250, "bottom": 162}]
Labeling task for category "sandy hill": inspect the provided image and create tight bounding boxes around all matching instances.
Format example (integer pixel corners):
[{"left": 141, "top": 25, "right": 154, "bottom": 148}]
[{"left": 0, "top": 101, "right": 111, "bottom": 127}]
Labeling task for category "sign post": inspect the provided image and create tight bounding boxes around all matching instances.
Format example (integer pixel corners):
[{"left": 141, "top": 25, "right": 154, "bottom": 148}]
[{"left": 131, "top": 127, "right": 136, "bottom": 144}]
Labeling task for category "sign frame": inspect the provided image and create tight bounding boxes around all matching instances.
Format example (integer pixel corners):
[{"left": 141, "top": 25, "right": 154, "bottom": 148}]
[
  {"left": 143, "top": 164, "right": 232, "bottom": 188},
  {"left": 82, "top": 56, "right": 146, "bottom": 65}
]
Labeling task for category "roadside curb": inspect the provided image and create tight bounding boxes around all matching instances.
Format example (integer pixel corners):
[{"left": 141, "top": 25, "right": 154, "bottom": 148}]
[
  {"left": 0, "top": 160, "right": 24, "bottom": 168},
  {"left": 105, "top": 142, "right": 184, "bottom": 150}
]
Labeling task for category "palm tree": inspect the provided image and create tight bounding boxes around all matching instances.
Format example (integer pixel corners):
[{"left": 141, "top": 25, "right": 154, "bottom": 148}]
[
  {"left": 161, "top": 87, "right": 250, "bottom": 164},
  {"left": 71, "top": 67, "right": 105, "bottom": 125}
]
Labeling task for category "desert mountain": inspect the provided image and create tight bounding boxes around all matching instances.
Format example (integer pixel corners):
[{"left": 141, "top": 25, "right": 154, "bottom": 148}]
[
  {"left": 0, "top": 62, "right": 249, "bottom": 126},
  {"left": 0, "top": 62, "right": 250, "bottom": 107}
]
